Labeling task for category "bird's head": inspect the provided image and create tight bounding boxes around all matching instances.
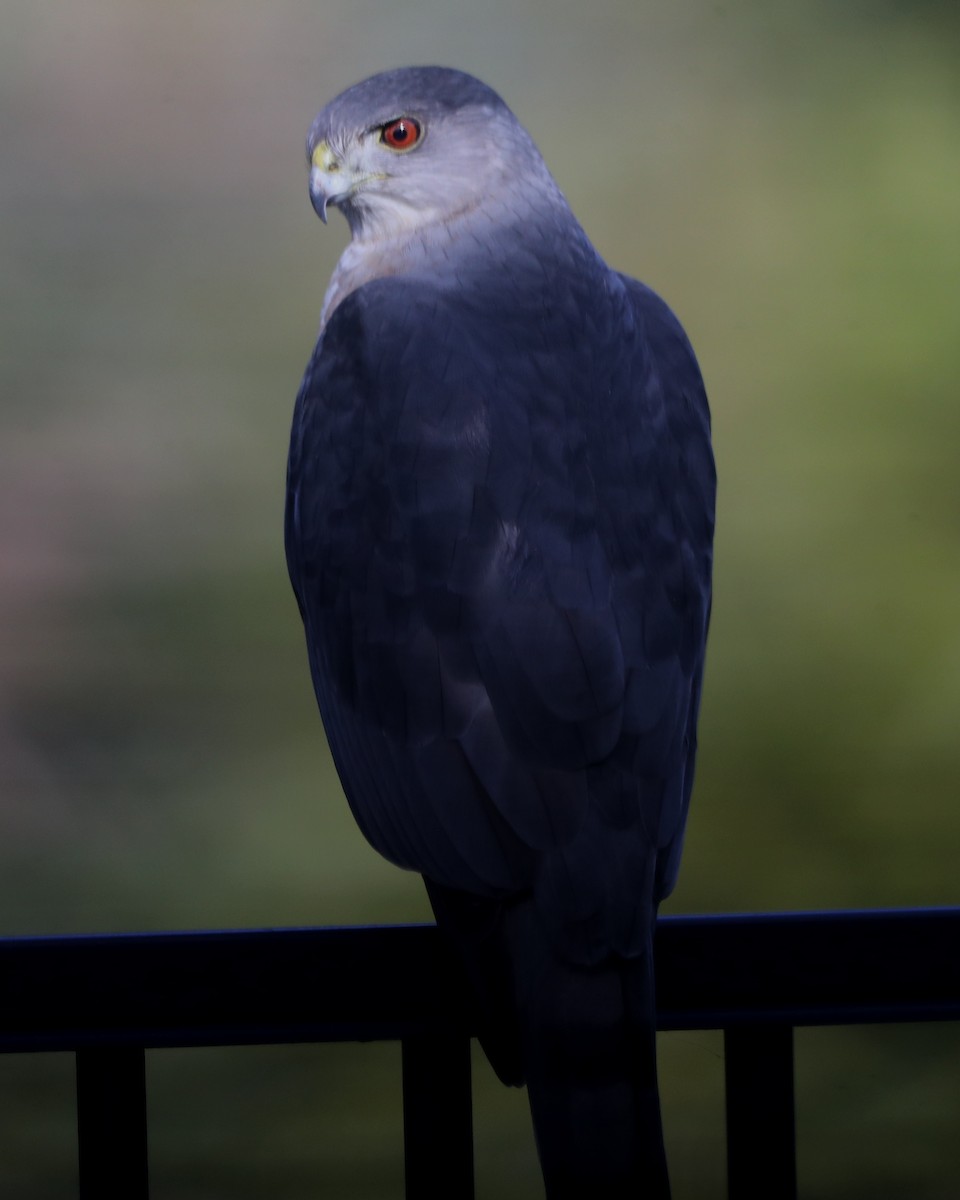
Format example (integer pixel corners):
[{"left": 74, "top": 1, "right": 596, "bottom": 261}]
[{"left": 306, "top": 66, "right": 556, "bottom": 244}]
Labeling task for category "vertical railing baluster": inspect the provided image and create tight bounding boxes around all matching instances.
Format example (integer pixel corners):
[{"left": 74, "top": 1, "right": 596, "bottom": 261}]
[
  {"left": 76, "top": 1046, "right": 149, "bottom": 1199},
  {"left": 724, "top": 1024, "right": 797, "bottom": 1200},
  {"left": 402, "top": 1034, "right": 474, "bottom": 1200}
]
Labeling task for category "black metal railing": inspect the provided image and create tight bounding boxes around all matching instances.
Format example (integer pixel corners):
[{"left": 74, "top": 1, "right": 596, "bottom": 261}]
[{"left": 2, "top": 908, "right": 959, "bottom": 1198}]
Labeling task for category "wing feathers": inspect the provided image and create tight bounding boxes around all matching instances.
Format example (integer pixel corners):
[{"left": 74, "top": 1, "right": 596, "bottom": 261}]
[{"left": 286, "top": 265, "right": 713, "bottom": 951}]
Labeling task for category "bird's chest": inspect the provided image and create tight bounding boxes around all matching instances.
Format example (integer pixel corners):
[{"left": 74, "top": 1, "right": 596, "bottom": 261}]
[{"left": 319, "top": 241, "right": 400, "bottom": 329}]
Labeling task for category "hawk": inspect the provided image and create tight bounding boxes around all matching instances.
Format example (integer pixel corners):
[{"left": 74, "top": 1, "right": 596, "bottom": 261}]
[{"left": 286, "top": 66, "right": 715, "bottom": 1198}]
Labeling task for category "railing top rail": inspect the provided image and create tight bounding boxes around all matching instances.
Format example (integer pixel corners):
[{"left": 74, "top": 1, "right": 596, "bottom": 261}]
[{"left": 1, "top": 908, "right": 958, "bottom": 1054}]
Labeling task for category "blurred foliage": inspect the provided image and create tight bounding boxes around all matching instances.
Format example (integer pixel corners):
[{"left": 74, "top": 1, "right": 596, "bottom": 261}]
[{"left": 0, "top": 1, "right": 958, "bottom": 1196}]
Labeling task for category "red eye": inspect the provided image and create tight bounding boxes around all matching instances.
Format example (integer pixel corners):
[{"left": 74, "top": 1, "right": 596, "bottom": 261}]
[{"left": 380, "top": 117, "right": 422, "bottom": 151}]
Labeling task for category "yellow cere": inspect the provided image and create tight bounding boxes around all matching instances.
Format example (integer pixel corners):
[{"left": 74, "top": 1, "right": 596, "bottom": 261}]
[{"left": 312, "top": 141, "right": 338, "bottom": 172}]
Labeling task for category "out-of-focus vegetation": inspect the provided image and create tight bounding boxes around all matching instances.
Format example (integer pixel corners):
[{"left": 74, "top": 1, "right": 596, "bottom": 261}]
[{"left": 1, "top": 2, "right": 957, "bottom": 1197}]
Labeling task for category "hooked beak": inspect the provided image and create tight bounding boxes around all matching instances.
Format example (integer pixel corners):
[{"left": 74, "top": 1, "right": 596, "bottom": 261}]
[
  {"left": 309, "top": 141, "right": 342, "bottom": 224},
  {"left": 309, "top": 169, "right": 330, "bottom": 223},
  {"left": 310, "top": 140, "right": 348, "bottom": 224}
]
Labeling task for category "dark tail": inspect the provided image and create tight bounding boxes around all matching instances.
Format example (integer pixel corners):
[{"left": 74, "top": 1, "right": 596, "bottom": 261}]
[
  {"left": 426, "top": 880, "right": 670, "bottom": 1198},
  {"left": 508, "top": 908, "right": 670, "bottom": 1199}
]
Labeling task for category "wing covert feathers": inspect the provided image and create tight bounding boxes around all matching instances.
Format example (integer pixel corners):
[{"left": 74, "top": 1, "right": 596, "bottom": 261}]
[{"left": 287, "top": 199, "right": 713, "bottom": 1199}]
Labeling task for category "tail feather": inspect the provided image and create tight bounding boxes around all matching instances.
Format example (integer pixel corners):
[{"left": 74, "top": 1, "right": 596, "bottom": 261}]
[
  {"left": 427, "top": 879, "right": 671, "bottom": 1198},
  {"left": 507, "top": 905, "right": 671, "bottom": 1198}
]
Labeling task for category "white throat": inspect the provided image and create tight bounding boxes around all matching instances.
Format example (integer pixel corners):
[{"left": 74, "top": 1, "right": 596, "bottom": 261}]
[{"left": 318, "top": 195, "right": 493, "bottom": 329}]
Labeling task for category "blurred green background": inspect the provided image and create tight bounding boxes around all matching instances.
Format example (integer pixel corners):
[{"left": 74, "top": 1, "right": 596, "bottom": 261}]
[{"left": 1, "top": 1, "right": 958, "bottom": 1196}]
